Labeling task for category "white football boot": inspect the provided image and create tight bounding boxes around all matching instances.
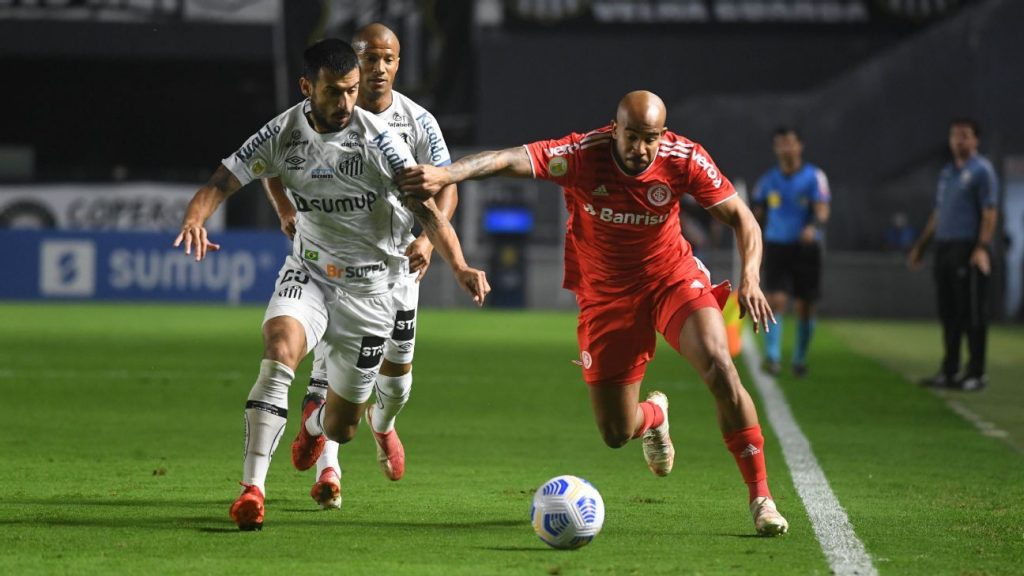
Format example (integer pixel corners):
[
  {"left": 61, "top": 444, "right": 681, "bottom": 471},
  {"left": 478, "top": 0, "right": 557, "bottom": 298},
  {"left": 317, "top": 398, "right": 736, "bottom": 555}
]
[
  {"left": 641, "top": 391, "right": 675, "bottom": 477},
  {"left": 750, "top": 496, "right": 789, "bottom": 536}
]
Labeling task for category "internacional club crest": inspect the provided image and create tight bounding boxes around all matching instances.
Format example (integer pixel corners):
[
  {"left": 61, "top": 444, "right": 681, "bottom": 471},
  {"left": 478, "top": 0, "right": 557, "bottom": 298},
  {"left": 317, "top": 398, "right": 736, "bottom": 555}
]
[{"left": 646, "top": 184, "right": 671, "bottom": 206}]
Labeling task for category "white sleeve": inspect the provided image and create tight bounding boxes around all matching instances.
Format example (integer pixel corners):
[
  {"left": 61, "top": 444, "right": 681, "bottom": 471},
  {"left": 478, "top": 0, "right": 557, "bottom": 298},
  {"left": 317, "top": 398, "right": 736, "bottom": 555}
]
[
  {"left": 413, "top": 111, "right": 452, "bottom": 167},
  {"left": 364, "top": 113, "right": 417, "bottom": 179},
  {"left": 221, "top": 122, "right": 283, "bottom": 186}
]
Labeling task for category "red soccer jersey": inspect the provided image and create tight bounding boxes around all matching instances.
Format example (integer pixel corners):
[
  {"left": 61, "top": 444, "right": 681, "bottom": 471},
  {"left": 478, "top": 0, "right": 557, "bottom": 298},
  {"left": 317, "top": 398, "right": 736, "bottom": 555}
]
[{"left": 524, "top": 124, "right": 736, "bottom": 297}]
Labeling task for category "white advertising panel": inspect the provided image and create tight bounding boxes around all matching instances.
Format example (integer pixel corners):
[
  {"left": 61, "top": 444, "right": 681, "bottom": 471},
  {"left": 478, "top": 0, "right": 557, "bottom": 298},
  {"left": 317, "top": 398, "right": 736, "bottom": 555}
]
[{"left": 0, "top": 183, "right": 225, "bottom": 232}]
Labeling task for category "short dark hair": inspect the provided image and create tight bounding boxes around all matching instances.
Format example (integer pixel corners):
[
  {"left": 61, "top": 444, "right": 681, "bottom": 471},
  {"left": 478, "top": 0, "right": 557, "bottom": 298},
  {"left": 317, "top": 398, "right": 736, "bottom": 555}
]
[
  {"left": 303, "top": 38, "right": 358, "bottom": 83},
  {"left": 773, "top": 126, "right": 801, "bottom": 141},
  {"left": 950, "top": 117, "right": 980, "bottom": 138}
]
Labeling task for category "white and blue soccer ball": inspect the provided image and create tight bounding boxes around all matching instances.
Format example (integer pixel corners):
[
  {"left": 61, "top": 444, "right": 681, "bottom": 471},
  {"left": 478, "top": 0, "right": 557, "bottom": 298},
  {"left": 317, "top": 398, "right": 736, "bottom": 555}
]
[{"left": 530, "top": 475, "right": 605, "bottom": 549}]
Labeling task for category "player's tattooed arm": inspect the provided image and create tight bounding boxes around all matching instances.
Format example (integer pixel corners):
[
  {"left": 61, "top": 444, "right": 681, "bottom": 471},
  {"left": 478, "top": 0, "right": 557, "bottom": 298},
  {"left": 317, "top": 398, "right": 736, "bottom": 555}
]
[
  {"left": 403, "top": 197, "right": 464, "bottom": 267},
  {"left": 184, "top": 164, "right": 242, "bottom": 224},
  {"left": 398, "top": 147, "right": 532, "bottom": 198},
  {"left": 174, "top": 164, "right": 242, "bottom": 261},
  {"left": 447, "top": 147, "right": 533, "bottom": 182},
  {"left": 403, "top": 196, "right": 491, "bottom": 306},
  {"left": 407, "top": 182, "right": 458, "bottom": 281}
]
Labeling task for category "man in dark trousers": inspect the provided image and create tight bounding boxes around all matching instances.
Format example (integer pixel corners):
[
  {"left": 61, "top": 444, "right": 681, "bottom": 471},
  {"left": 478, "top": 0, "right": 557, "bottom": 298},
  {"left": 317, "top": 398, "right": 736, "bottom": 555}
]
[{"left": 908, "top": 118, "right": 999, "bottom": 392}]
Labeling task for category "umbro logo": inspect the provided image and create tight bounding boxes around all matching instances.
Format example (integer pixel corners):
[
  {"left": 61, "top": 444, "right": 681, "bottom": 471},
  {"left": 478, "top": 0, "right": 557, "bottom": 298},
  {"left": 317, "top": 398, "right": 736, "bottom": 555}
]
[
  {"left": 592, "top": 185, "right": 609, "bottom": 197},
  {"left": 285, "top": 155, "right": 306, "bottom": 170}
]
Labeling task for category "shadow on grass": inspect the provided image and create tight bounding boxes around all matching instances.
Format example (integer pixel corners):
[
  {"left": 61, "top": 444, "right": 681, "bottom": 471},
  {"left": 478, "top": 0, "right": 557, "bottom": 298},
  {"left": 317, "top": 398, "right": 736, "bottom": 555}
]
[
  {"left": 327, "top": 518, "right": 524, "bottom": 530},
  {"left": 1, "top": 496, "right": 224, "bottom": 508},
  {"left": 478, "top": 545, "right": 555, "bottom": 552},
  {"left": 0, "top": 497, "right": 524, "bottom": 533},
  {"left": 0, "top": 516, "right": 223, "bottom": 530}
]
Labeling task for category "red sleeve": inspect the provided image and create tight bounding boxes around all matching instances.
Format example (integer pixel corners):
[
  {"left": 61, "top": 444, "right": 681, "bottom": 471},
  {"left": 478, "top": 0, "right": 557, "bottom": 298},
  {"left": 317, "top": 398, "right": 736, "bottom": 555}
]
[
  {"left": 524, "top": 132, "right": 585, "bottom": 186},
  {"left": 684, "top": 143, "right": 736, "bottom": 208}
]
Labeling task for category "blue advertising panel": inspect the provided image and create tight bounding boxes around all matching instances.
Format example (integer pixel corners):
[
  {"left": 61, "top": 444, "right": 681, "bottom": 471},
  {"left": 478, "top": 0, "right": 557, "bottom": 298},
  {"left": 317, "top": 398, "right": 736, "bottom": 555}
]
[
  {"left": 2, "top": 230, "right": 291, "bottom": 304},
  {"left": 483, "top": 205, "right": 533, "bottom": 235}
]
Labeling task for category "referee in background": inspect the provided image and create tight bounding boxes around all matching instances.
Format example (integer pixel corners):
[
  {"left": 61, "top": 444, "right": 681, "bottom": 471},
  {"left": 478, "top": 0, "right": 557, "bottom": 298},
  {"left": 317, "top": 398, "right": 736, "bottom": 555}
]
[
  {"left": 908, "top": 118, "right": 999, "bottom": 392},
  {"left": 752, "top": 127, "right": 831, "bottom": 377}
]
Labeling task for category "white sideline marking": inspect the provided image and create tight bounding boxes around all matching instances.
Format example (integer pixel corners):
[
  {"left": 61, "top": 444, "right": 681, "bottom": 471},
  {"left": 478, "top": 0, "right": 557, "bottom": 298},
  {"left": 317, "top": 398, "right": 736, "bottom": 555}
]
[
  {"left": 741, "top": 331, "right": 877, "bottom": 576},
  {"left": 944, "top": 400, "right": 1024, "bottom": 455}
]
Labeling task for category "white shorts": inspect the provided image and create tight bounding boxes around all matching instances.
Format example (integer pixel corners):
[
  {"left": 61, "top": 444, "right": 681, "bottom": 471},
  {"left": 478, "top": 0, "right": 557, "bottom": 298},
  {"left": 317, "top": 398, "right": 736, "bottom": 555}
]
[
  {"left": 386, "top": 272, "right": 420, "bottom": 365},
  {"left": 264, "top": 255, "right": 395, "bottom": 404},
  {"left": 320, "top": 288, "right": 394, "bottom": 404},
  {"left": 310, "top": 272, "right": 420, "bottom": 379},
  {"left": 263, "top": 255, "right": 329, "bottom": 356}
]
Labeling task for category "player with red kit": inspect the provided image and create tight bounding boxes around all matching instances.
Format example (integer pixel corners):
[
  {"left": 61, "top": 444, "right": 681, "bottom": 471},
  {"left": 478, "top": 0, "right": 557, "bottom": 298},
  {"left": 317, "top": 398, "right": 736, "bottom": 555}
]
[{"left": 399, "top": 91, "right": 788, "bottom": 536}]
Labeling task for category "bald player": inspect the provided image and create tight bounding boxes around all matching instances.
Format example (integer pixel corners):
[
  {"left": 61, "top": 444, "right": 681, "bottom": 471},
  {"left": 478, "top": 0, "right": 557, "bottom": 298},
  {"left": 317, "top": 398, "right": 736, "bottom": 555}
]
[
  {"left": 399, "top": 91, "right": 790, "bottom": 536},
  {"left": 263, "top": 25, "right": 458, "bottom": 509}
]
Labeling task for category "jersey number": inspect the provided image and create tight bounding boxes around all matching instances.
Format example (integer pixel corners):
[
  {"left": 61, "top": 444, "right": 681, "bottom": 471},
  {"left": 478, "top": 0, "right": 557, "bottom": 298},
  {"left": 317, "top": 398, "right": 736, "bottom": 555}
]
[{"left": 281, "top": 269, "right": 310, "bottom": 285}]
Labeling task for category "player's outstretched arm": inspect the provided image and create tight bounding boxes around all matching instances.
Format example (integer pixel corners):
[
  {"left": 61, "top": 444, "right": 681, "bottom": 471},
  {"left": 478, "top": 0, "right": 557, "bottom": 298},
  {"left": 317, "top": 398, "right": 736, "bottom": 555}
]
[
  {"left": 707, "top": 196, "right": 776, "bottom": 334},
  {"left": 398, "top": 147, "right": 533, "bottom": 198},
  {"left": 406, "top": 182, "right": 458, "bottom": 282},
  {"left": 261, "top": 177, "right": 296, "bottom": 240},
  {"left": 403, "top": 195, "right": 490, "bottom": 306},
  {"left": 173, "top": 164, "right": 242, "bottom": 261}
]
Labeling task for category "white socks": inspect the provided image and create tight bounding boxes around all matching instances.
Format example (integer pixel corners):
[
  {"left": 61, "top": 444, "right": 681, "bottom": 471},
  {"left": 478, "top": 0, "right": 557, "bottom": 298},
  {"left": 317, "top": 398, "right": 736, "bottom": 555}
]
[
  {"left": 242, "top": 359, "right": 294, "bottom": 493},
  {"left": 370, "top": 372, "right": 412, "bottom": 434},
  {"left": 306, "top": 377, "right": 329, "bottom": 400},
  {"left": 306, "top": 373, "right": 341, "bottom": 476},
  {"left": 316, "top": 440, "right": 341, "bottom": 478},
  {"left": 304, "top": 402, "right": 326, "bottom": 436},
  {"left": 302, "top": 367, "right": 413, "bottom": 476}
]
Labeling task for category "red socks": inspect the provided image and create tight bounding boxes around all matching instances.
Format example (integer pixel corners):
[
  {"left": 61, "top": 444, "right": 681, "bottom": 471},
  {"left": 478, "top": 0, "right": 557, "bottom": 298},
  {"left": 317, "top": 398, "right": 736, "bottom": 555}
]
[
  {"left": 724, "top": 425, "right": 771, "bottom": 502},
  {"left": 632, "top": 401, "right": 665, "bottom": 438}
]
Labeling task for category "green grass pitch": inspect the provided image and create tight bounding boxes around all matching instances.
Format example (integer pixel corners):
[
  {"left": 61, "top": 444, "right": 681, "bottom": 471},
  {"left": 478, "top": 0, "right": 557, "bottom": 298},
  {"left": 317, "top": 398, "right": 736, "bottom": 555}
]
[{"left": 1, "top": 304, "right": 1022, "bottom": 575}]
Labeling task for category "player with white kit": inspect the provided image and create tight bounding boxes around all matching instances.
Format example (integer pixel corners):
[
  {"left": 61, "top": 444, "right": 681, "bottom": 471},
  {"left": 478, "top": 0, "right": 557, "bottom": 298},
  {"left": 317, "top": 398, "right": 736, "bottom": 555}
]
[
  {"left": 174, "top": 38, "right": 488, "bottom": 531},
  {"left": 263, "top": 24, "right": 459, "bottom": 509}
]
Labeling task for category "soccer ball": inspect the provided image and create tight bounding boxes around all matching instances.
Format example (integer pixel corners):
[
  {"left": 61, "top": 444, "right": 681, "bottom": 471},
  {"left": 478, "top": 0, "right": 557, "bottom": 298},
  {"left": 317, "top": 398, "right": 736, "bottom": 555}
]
[{"left": 530, "top": 475, "right": 605, "bottom": 549}]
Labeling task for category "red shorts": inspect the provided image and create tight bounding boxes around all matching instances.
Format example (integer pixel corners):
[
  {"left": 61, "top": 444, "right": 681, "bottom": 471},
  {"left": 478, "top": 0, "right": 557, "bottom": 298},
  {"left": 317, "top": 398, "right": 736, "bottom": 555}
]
[{"left": 575, "top": 276, "right": 730, "bottom": 387}]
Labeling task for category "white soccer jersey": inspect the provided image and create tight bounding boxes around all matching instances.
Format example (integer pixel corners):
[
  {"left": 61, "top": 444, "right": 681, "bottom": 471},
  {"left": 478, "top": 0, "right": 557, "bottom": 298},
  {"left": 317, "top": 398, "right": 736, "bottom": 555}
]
[
  {"left": 379, "top": 90, "right": 452, "bottom": 168},
  {"left": 222, "top": 101, "right": 417, "bottom": 295}
]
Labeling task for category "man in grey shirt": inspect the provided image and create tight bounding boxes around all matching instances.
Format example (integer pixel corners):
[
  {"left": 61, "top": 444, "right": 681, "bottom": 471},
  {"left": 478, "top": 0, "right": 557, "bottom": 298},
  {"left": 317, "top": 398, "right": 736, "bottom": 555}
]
[{"left": 908, "top": 118, "right": 999, "bottom": 392}]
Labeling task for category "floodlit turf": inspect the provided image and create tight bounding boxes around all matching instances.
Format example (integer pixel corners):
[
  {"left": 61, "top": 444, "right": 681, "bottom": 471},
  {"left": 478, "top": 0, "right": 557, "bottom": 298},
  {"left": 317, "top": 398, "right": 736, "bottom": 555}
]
[
  {"left": 1, "top": 304, "right": 1021, "bottom": 575},
  {"left": 828, "top": 319, "right": 1024, "bottom": 452}
]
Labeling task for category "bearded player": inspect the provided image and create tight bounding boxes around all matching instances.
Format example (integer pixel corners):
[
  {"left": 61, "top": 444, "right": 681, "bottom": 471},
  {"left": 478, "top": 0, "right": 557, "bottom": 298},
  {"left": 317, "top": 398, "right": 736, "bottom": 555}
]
[
  {"left": 176, "top": 39, "right": 488, "bottom": 530},
  {"left": 262, "top": 23, "right": 458, "bottom": 509},
  {"left": 399, "top": 90, "right": 789, "bottom": 536}
]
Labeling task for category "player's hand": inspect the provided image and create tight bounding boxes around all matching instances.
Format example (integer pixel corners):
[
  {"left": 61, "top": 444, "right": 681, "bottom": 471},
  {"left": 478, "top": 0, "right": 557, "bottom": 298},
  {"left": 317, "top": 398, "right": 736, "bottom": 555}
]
[
  {"left": 278, "top": 209, "right": 297, "bottom": 241},
  {"left": 737, "top": 277, "right": 775, "bottom": 334},
  {"left": 970, "top": 246, "right": 991, "bottom": 275},
  {"left": 454, "top": 266, "right": 491, "bottom": 307},
  {"left": 406, "top": 236, "right": 434, "bottom": 282},
  {"left": 173, "top": 223, "right": 220, "bottom": 262},
  {"left": 398, "top": 165, "right": 448, "bottom": 199}
]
